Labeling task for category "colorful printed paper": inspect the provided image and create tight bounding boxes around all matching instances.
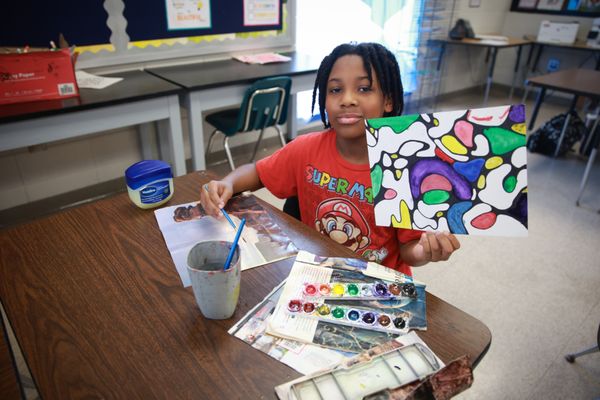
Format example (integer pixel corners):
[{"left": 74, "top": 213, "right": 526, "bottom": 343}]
[{"left": 366, "top": 104, "right": 528, "bottom": 236}]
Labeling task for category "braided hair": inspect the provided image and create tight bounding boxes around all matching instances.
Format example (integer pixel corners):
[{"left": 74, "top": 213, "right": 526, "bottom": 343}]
[{"left": 311, "top": 42, "right": 404, "bottom": 128}]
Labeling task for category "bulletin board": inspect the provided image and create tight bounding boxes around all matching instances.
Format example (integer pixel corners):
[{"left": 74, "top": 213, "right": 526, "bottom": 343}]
[
  {"left": 0, "top": 0, "right": 112, "bottom": 47},
  {"left": 510, "top": 0, "right": 600, "bottom": 17},
  {"left": 0, "top": 0, "right": 292, "bottom": 70},
  {"left": 124, "top": 0, "right": 283, "bottom": 42}
]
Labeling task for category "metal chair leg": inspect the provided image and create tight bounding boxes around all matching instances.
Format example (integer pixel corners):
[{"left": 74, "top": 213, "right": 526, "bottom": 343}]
[
  {"left": 565, "top": 345, "right": 599, "bottom": 363},
  {"left": 250, "top": 128, "right": 266, "bottom": 162},
  {"left": 205, "top": 129, "right": 219, "bottom": 159},
  {"left": 223, "top": 136, "right": 236, "bottom": 170},
  {"left": 275, "top": 125, "right": 286, "bottom": 147}
]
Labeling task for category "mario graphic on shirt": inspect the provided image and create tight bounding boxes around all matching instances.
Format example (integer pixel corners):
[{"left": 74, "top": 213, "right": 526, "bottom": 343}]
[{"left": 315, "top": 198, "right": 370, "bottom": 252}]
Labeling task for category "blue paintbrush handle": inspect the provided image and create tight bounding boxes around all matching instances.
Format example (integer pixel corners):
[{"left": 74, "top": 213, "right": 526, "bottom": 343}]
[{"left": 224, "top": 218, "right": 246, "bottom": 271}]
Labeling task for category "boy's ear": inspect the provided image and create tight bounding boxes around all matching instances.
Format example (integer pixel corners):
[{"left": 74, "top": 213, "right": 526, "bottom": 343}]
[{"left": 384, "top": 96, "right": 393, "bottom": 114}]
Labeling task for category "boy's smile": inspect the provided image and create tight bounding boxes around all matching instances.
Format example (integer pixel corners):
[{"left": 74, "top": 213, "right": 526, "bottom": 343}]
[{"left": 325, "top": 55, "right": 392, "bottom": 143}]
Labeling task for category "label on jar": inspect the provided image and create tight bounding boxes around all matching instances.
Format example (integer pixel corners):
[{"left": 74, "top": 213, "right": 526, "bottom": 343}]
[{"left": 140, "top": 180, "right": 171, "bottom": 204}]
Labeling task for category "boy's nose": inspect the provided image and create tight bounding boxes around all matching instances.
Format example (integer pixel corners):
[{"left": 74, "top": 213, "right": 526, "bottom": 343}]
[{"left": 341, "top": 91, "right": 357, "bottom": 106}]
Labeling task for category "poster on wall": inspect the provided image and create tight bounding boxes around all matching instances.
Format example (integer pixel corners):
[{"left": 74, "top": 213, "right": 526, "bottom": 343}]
[
  {"left": 166, "top": 0, "right": 212, "bottom": 30},
  {"left": 243, "top": 0, "right": 280, "bottom": 26},
  {"left": 536, "top": 0, "right": 565, "bottom": 10},
  {"left": 365, "top": 104, "right": 528, "bottom": 237}
]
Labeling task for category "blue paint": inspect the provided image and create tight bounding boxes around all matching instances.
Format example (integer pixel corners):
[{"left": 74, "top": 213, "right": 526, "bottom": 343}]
[
  {"left": 453, "top": 159, "right": 484, "bottom": 183},
  {"left": 447, "top": 201, "right": 472, "bottom": 234}
]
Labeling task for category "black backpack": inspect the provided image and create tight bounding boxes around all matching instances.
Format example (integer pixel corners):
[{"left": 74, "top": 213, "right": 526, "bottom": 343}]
[{"left": 527, "top": 111, "right": 587, "bottom": 156}]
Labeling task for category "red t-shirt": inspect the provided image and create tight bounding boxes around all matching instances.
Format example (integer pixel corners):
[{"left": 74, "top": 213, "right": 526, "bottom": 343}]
[{"left": 256, "top": 129, "right": 422, "bottom": 275}]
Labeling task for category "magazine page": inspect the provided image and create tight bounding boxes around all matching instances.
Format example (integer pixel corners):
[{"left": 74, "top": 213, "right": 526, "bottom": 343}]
[
  {"left": 228, "top": 280, "right": 352, "bottom": 376},
  {"left": 154, "top": 194, "right": 297, "bottom": 286},
  {"left": 266, "top": 251, "right": 427, "bottom": 353}
]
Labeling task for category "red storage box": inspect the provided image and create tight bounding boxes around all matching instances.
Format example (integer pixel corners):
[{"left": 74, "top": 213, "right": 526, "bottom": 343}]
[{"left": 0, "top": 49, "right": 79, "bottom": 105}]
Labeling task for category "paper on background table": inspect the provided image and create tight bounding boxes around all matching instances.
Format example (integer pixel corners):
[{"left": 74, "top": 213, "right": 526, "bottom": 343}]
[
  {"left": 366, "top": 104, "right": 528, "bottom": 237},
  {"left": 75, "top": 70, "right": 123, "bottom": 89},
  {"left": 233, "top": 52, "right": 291, "bottom": 64},
  {"left": 154, "top": 195, "right": 297, "bottom": 287}
]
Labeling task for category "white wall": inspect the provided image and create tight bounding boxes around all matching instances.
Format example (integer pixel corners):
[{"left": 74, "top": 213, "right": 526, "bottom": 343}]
[{"left": 438, "top": 0, "right": 512, "bottom": 95}]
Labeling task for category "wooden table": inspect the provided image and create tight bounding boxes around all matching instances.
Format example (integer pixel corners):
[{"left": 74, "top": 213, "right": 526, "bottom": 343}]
[
  {"left": 0, "top": 172, "right": 491, "bottom": 399},
  {"left": 432, "top": 37, "right": 532, "bottom": 105},
  {"left": 0, "top": 70, "right": 186, "bottom": 176},
  {"left": 147, "top": 52, "right": 321, "bottom": 170}
]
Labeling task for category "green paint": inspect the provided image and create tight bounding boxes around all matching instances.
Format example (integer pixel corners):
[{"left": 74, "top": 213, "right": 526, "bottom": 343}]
[
  {"left": 503, "top": 176, "right": 517, "bottom": 193},
  {"left": 423, "top": 190, "right": 450, "bottom": 205},
  {"left": 346, "top": 283, "right": 359, "bottom": 296},
  {"left": 367, "top": 114, "right": 420, "bottom": 133},
  {"left": 332, "top": 307, "right": 345, "bottom": 319},
  {"left": 483, "top": 127, "right": 526, "bottom": 155},
  {"left": 371, "top": 165, "right": 383, "bottom": 198}
]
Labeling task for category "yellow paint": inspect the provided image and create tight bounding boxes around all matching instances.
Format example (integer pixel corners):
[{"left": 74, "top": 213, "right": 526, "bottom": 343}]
[
  {"left": 522, "top": 188, "right": 528, "bottom": 193},
  {"left": 441, "top": 135, "right": 468, "bottom": 155},
  {"left": 485, "top": 156, "right": 503, "bottom": 170},
  {"left": 477, "top": 175, "right": 486, "bottom": 189},
  {"left": 436, "top": 211, "right": 444, "bottom": 217},
  {"left": 391, "top": 153, "right": 398, "bottom": 159},
  {"left": 391, "top": 200, "right": 411, "bottom": 228},
  {"left": 433, "top": 118, "right": 439, "bottom": 126},
  {"left": 511, "top": 123, "right": 526, "bottom": 135},
  {"left": 395, "top": 169, "right": 402, "bottom": 180},
  {"left": 332, "top": 283, "right": 345, "bottom": 296}
]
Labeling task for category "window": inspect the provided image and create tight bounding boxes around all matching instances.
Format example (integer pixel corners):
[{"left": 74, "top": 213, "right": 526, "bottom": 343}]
[{"left": 295, "top": 0, "right": 424, "bottom": 124}]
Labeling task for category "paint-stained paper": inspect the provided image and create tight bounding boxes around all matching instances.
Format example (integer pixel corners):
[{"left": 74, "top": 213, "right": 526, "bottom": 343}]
[{"left": 366, "top": 104, "right": 528, "bottom": 236}]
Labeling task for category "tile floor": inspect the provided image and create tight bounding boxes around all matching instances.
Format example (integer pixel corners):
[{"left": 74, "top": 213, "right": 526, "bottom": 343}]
[{"left": 3, "top": 86, "right": 600, "bottom": 399}]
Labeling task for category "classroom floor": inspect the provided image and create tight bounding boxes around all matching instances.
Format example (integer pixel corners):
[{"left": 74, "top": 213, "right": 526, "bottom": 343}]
[{"left": 3, "top": 86, "right": 600, "bottom": 399}]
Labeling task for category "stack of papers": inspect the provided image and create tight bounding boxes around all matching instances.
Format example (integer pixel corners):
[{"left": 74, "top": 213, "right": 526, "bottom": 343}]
[{"left": 233, "top": 52, "right": 292, "bottom": 64}]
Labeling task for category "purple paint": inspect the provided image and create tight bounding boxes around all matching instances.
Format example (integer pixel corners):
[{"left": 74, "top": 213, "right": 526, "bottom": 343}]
[
  {"left": 508, "top": 104, "right": 525, "bottom": 123},
  {"left": 410, "top": 159, "right": 471, "bottom": 200}
]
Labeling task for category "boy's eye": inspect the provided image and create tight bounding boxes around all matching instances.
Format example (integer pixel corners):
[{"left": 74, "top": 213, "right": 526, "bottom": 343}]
[
  {"left": 328, "top": 87, "right": 341, "bottom": 94},
  {"left": 359, "top": 86, "right": 372, "bottom": 92}
]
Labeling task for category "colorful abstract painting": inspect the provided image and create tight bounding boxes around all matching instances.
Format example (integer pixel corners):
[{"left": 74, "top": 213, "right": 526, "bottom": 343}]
[{"left": 366, "top": 104, "right": 528, "bottom": 236}]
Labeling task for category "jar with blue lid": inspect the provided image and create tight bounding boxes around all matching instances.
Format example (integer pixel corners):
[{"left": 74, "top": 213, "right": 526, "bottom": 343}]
[{"left": 125, "top": 160, "right": 174, "bottom": 209}]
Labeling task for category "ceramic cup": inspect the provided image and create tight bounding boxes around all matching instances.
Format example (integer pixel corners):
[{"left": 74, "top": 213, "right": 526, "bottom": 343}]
[{"left": 186, "top": 240, "right": 241, "bottom": 319}]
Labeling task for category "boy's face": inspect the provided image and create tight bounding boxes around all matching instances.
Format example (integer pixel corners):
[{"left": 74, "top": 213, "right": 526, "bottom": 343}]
[{"left": 325, "top": 55, "right": 392, "bottom": 141}]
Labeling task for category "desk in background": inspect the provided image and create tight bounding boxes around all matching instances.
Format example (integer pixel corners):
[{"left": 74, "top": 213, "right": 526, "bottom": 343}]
[
  {"left": 525, "top": 69, "right": 600, "bottom": 204},
  {"left": 0, "top": 172, "right": 491, "bottom": 399},
  {"left": 147, "top": 52, "right": 321, "bottom": 171},
  {"left": 527, "top": 39, "right": 600, "bottom": 73},
  {"left": 0, "top": 70, "right": 187, "bottom": 176},
  {"left": 433, "top": 37, "right": 533, "bottom": 106}
]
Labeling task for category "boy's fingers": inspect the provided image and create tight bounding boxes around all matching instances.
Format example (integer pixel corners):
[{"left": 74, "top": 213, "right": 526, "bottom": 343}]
[
  {"left": 428, "top": 233, "right": 441, "bottom": 260},
  {"left": 447, "top": 233, "right": 461, "bottom": 250},
  {"left": 420, "top": 233, "right": 432, "bottom": 260},
  {"left": 437, "top": 233, "right": 454, "bottom": 260}
]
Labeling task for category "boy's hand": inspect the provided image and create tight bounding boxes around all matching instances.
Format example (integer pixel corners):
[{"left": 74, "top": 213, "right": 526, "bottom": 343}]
[
  {"left": 401, "top": 232, "right": 461, "bottom": 266},
  {"left": 199, "top": 180, "right": 233, "bottom": 217}
]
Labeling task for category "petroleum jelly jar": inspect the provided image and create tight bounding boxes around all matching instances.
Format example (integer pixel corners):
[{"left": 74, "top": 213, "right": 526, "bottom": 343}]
[{"left": 125, "top": 160, "right": 174, "bottom": 209}]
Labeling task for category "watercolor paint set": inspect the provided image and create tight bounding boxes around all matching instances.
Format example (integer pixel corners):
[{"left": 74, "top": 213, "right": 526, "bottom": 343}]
[
  {"left": 287, "top": 300, "right": 411, "bottom": 335},
  {"left": 301, "top": 281, "right": 417, "bottom": 300},
  {"left": 283, "top": 343, "right": 440, "bottom": 400}
]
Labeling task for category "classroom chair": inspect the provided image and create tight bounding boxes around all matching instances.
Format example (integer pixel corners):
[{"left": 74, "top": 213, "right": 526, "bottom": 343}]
[{"left": 205, "top": 76, "right": 292, "bottom": 170}]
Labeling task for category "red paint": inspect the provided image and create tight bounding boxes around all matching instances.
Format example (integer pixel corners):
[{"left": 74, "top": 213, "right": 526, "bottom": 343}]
[
  {"left": 304, "top": 284, "right": 317, "bottom": 296},
  {"left": 303, "top": 302, "right": 315, "bottom": 313},
  {"left": 471, "top": 212, "right": 497, "bottom": 230},
  {"left": 435, "top": 147, "right": 455, "bottom": 164},
  {"left": 421, "top": 174, "right": 452, "bottom": 193},
  {"left": 288, "top": 299, "right": 303, "bottom": 312}
]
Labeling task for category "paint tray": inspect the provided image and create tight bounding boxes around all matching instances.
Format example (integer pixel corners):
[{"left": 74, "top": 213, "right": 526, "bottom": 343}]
[{"left": 282, "top": 343, "right": 441, "bottom": 400}]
